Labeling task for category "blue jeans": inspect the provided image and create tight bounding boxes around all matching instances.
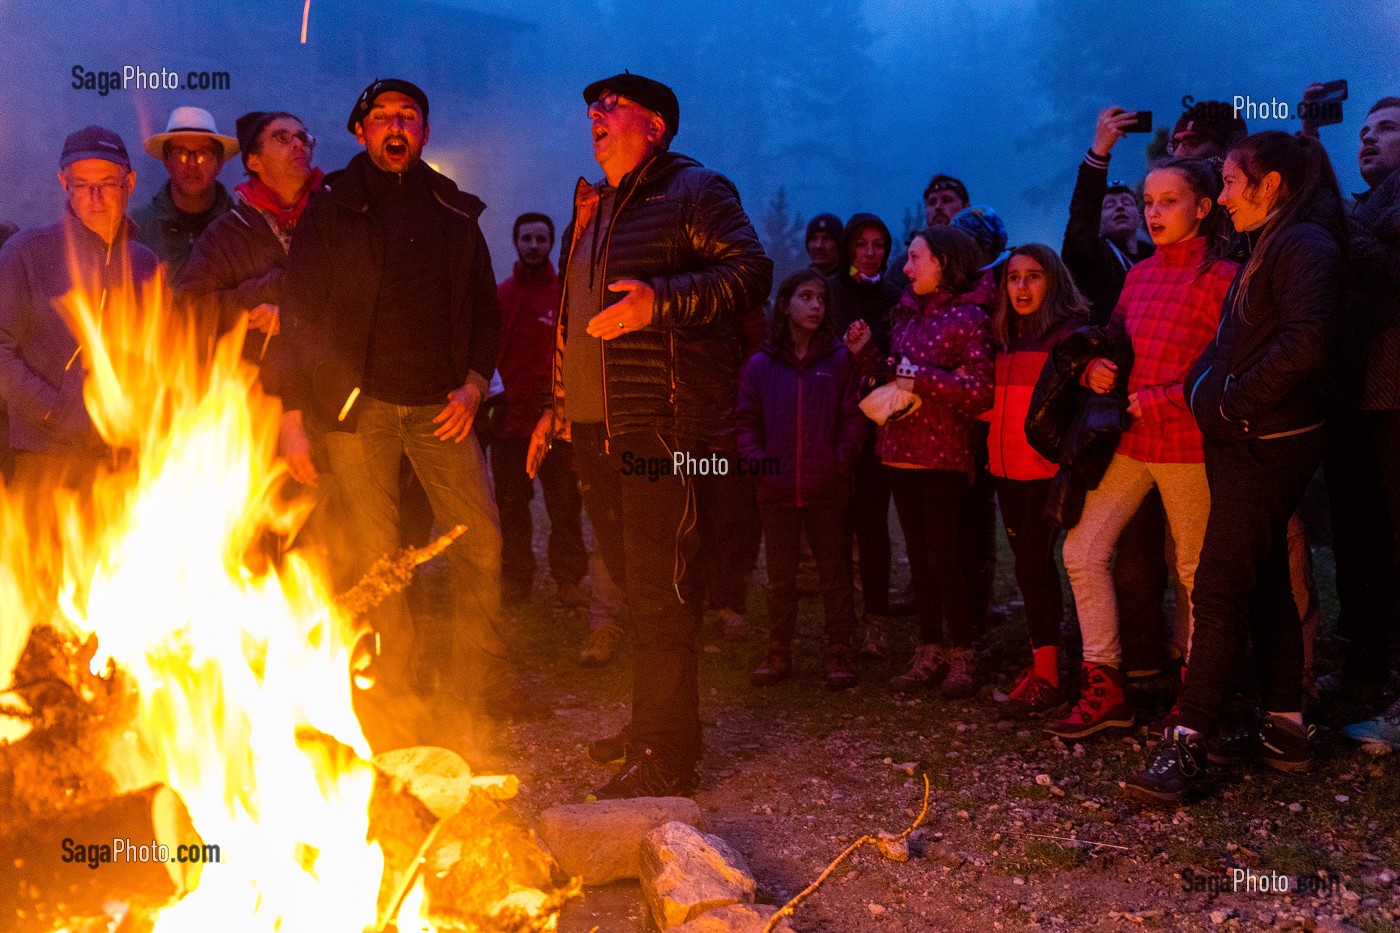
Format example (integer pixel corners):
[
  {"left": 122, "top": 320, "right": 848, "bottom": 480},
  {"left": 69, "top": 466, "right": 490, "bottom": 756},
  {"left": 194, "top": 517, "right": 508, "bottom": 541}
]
[{"left": 321, "top": 397, "right": 509, "bottom": 700}]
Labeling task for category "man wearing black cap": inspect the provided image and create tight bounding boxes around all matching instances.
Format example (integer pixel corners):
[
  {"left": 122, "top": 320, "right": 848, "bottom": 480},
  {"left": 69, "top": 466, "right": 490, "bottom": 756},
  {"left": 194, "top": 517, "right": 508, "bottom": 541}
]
[
  {"left": 805, "top": 212, "right": 843, "bottom": 277},
  {"left": 179, "top": 110, "right": 323, "bottom": 364},
  {"left": 0, "top": 126, "right": 157, "bottom": 489},
  {"left": 527, "top": 71, "right": 771, "bottom": 799},
  {"left": 266, "top": 80, "right": 512, "bottom": 726},
  {"left": 1169, "top": 100, "right": 1248, "bottom": 160}
]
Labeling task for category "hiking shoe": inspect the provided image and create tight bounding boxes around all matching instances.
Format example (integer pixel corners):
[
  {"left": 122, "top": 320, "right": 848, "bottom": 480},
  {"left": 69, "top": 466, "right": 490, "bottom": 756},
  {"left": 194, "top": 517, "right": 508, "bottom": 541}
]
[
  {"left": 1208, "top": 713, "right": 1315, "bottom": 774},
  {"left": 858, "top": 613, "right": 890, "bottom": 660},
  {"left": 1343, "top": 696, "right": 1400, "bottom": 749},
  {"left": 556, "top": 581, "right": 589, "bottom": 609},
  {"left": 941, "top": 646, "right": 978, "bottom": 699},
  {"left": 889, "top": 644, "right": 948, "bottom": 692},
  {"left": 584, "top": 725, "right": 631, "bottom": 768},
  {"left": 1045, "top": 663, "right": 1134, "bottom": 739},
  {"left": 824, "top": 643, "right": 859, "bottom": 692},
  {"left": 1125, "top": 729, "right": 1207, "bottom": 804},
  {"left": 717, "top": 609, "right": 749, "bottom": 642},
  {"left": 586, "top": 744, "right": 697, "bottom": 801},
  {"left": 1316, "top": 669, "right": 1385, "bottom": 707},
  {"left": 579, "top": 624, "right": 622, "bottom": 667},
  {"left": 994, "top": 668, "right": 1067, "bottom": 720},
  {"left": 751, "top": 641, "right": 793, "bottom": 687}
]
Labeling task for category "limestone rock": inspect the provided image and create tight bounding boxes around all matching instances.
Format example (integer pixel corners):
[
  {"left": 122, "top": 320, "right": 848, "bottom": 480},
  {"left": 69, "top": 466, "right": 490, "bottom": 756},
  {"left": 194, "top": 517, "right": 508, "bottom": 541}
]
[
  {"left": 668, "top": 903, "right": 795, "bottom": 932},
  {"left": 641, "top": 821, "right": 757, "bottom": 929},
  {"left": 538, "top": 797, "right": 702, "bottom": 885}
]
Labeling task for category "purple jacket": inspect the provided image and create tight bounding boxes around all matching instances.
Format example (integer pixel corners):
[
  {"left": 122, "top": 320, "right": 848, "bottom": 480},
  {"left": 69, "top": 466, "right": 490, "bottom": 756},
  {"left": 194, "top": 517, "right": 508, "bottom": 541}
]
[
  {"left": 737, "top": 333, "right": 864, "bottom": 508},
  {"left": 873, "top": 286, "right": 994, "bottom": 474}
]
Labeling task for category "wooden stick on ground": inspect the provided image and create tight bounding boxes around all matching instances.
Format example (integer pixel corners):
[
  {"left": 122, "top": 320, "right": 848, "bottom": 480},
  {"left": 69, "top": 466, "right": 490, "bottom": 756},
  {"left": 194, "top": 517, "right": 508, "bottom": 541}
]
[{"left": 761, "top": 774, "right": 931, "bottom": 933}]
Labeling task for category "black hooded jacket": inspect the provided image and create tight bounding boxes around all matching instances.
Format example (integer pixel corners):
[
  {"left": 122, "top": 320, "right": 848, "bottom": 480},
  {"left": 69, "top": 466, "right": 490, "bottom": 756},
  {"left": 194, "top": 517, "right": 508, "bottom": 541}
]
[
  {"left": 550, "top": 151, "right": 772, "bottom": 448},
  {"left": 826, "top": 213, "right": 901, "bottom": 357}
]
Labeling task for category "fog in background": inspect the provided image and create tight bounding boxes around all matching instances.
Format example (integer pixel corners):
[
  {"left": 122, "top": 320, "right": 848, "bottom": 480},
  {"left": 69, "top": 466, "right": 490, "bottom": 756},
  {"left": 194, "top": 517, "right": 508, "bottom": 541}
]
[{"left": 2, "top": 0, "right": 1399, "bottom": 283}]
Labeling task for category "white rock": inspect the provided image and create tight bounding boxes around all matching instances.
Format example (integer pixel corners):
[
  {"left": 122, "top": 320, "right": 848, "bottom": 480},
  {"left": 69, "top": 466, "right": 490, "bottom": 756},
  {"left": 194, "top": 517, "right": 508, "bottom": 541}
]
[
  {"left": 667, "top": 904, "right": 794, "bottom": 933},
  {"left": 538, "top": 797, "right": 702, "bottom": 885},
  {"left": 1035, "top": 774, "right": 1054, "bottom": 786},
  {"left": 640, "top": 821, "right": 757, "bottom": 929}
]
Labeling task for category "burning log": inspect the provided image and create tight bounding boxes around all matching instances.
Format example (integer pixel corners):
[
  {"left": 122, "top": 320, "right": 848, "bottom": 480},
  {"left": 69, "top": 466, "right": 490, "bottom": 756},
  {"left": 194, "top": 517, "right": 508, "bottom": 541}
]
[
  {"left": 338, "top": 524, "right": 467, "bottom": 618},
  {"left": 1, "top": 783, "right": 205, "bottom": 933}
]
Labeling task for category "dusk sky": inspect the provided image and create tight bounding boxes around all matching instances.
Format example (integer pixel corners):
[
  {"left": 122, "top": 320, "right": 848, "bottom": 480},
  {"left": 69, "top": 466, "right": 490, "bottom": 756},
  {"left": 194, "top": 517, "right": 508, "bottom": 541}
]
[{"left": 3, "top": 0, "right": 1398, "bottom": 278}]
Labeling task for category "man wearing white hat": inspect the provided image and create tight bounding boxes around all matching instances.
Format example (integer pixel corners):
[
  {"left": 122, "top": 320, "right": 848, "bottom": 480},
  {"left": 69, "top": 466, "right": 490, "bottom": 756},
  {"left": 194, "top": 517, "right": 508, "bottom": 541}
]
[{"left": 132, "top": 105, "right": 238, "bottom": 279}]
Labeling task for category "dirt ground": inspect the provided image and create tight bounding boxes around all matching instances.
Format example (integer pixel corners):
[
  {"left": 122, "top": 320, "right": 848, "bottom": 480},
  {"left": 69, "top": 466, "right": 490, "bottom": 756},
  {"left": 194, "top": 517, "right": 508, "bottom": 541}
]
[{"left": 402, "top": 498, "right": 1400, "bottom": 933}]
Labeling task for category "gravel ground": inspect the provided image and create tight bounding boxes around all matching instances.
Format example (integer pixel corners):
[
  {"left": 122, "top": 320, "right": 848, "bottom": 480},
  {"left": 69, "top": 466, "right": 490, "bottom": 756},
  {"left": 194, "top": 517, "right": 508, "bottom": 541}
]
[{"left": 405, "top": 497, "right": 1400, "bottom": 933}]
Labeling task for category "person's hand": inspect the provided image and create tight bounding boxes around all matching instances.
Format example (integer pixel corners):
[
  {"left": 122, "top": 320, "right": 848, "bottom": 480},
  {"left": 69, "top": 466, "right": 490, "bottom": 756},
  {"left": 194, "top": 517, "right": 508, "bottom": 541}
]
[
  {"left": 1092, "top": 107, "right": 1139, "bottom": 158},
  {"left": 844, "top": 320, "right": 871, "bottom": 355},
  {"left": 248, "top": 303, "right": 280, "bottom": 335},
  {"left": 280, "top": 410, "right": 317, "bottom": 485},
  {"left": 1084, "top": 357, "right": 1119, "bottom": 394},
  {"left": 1127, "top": 391, "right": 1142, "bottom": 418},
  {"left": 433, "top": 382, "right": 483, "bottom": 442},
  {"left": 526, "top": 410, "right": 557, "bottom": 479},
  {"left": 587, "top": 280, "right": 655, "bottom": 339}
]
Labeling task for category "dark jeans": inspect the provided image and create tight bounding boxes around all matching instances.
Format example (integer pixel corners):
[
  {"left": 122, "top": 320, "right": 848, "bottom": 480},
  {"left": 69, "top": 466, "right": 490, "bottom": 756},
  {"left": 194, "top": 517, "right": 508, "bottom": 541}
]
[
  {"left": 682, "top": 465, "right": 760, "bottom": 616},
  {"left": 995, "top": 477, "right": 1064, "bottom": 650},
  {"left": 761, "top": 502, "right": 856, "bottom": 646},
  {"left": 490, "top": 436, "right": 587, "bottom": 592},
  {"left": 1177, "top": 430, "right": 1325, "bottom": 735},
  {"left": 1115, "top": 490, "right": 1170, "bottom": 670},
  {"left": 888, "top": 466, "right": 973, "bottom": 648},
  {"left": 1324, "top": 411, "right": 1400, "bottom": 684},
  {"left": 320, "top": 397, "right": 510, "bottom": 701},
  {"left": 851, "top": 436, "right": 891, "bottom": 616},
  {"left": 962, "top": 424, "right": 998, "bottom": 627},
  {"left": 572, "top": 423, "right": 702, "bottom": 770}
]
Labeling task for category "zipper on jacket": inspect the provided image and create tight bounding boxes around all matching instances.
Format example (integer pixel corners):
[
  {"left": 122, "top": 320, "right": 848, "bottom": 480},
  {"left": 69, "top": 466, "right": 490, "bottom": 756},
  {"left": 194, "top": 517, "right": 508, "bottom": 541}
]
[
  {"left": 596, "top": 156, "right": 655, "bottom": 444},
  {"left": 795, "top": 367, "right": 804, "bottom": 508}
]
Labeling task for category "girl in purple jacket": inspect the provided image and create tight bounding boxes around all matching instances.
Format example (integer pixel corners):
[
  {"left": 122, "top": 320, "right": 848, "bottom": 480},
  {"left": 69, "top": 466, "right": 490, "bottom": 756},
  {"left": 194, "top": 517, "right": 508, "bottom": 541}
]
[{"left": 737, "top": 270, "right": 865, "bottom": 691}]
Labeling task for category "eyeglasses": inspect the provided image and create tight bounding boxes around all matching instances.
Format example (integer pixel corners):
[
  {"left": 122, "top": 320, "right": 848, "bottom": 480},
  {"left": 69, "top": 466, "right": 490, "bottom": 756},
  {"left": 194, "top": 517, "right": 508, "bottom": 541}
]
[
  {"left": 66, "top": 178, "right": 127, "bottom": 198},
  {"left": 268, "top": 128, "right": 316, "bottom": 149},
  {"left": 587, "top": 91, "right": 626, "bottom": 114},
  {"left": 364, "top": 109, "right": 420, "bottom": 127},
  {"left": 168, "top": 148, "right": 220, "bottom": 166}
]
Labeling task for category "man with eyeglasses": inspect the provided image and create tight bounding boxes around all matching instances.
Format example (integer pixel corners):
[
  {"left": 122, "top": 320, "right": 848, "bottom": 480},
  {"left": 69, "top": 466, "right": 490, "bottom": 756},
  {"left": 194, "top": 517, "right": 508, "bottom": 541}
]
[
  {"left": 0, "top": 126, "right": 156, "bottom": 491},
  {"left": 132, "top": 106, "right": 237, "bottom": 280},
  {"left": 265, "top": 79, "right": 522, "bottom": 742},
  {"left": 526, "top": 72, "right": 771, "bottom": 799},
  {"left": 178, "top": 111, "right": 323, "bottom": 365}
]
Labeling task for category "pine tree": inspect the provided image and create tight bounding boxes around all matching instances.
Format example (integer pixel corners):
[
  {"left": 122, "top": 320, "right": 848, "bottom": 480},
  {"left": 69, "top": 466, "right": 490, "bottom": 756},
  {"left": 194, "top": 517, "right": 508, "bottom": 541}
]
[{"left": 762, "top": 187, "right": 806, "bottom": 295}]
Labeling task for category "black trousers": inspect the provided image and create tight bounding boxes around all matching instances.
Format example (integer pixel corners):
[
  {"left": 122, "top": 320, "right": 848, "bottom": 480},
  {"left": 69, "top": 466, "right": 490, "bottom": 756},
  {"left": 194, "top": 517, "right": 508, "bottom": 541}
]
[
  {"left": 994, "top": 477, "right": 1064, "bottom": 650},
  {"left": 962, "top": 424, "right": 998, "bottom": 627},
  {"left": 1177, "top": 430, "right": 1325, "bottom": 735},
  {"left": 1324, "top": 411, "right": 1400, "bottom": 685},
  {"left": 572, "top": 424, "right": 702, "bottom": 769},
  {"left": 490, "top": 436, "right": 588, "bottom": 592},
  {"left": 888, "top": 466, "right": 973, "bottom": 648},
  {"left": 761, "top": 503, "right": 856, "bottom": 646},
  {"left": 682, "top": 467, "right": 761, "bottom": 616},
  {"left": 1114, "top": 491, "right": 1171, "bottom": 670},
  {"left": 851, "top": 436, "right": 891, "bottom": 616}
]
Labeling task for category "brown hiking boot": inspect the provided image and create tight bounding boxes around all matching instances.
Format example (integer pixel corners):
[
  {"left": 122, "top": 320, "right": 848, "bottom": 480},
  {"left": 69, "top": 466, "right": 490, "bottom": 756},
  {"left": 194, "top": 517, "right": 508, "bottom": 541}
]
[
  {"left": 889, "top": 643, "right": 948, "bottom": 692},
  {"left": 1046, "top": 662, "right": 1134, "bottom": 739},
  {"left": 859, "top": 613, "right": 890, "bottom": 660},
  {"left": 941, "top": 646, "right": 977, "bottom": 699},
  {"left": 824, "top": 643, "right": 859, "bottom": 692},
  {"left": 750, "top": 641, "right": 792, "bottom": 686},
  {"left": 579, "top": 624, "right": 622, "bottom": 667}
]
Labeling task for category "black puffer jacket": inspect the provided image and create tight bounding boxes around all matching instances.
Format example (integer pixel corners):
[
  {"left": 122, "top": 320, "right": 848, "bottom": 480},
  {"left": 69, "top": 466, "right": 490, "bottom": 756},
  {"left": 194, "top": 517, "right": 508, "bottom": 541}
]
[
  {"left": 826, "top": 213, "right": 900, "bottom": 358},
  {"left": 550, "top": 151, "right": 772, "bottom": 447},
  {"left": 1025, "top": 325, "right": 1133, "bottom": 527},
  {"left": 1186, "top": 221, "right": 1342, "bottom": 443},
  {"left": 176, "top": 194, "right": 286, "bottom": 363},
  {"left": 266, "top": 154, "right": 500, "bottom": 431}
]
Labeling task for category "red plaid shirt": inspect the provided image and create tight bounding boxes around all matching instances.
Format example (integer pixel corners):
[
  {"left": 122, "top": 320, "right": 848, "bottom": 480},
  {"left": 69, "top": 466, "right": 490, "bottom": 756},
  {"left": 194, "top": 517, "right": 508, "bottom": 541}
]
[{"left": 1111, "top": 236, "right": 1237, "bottom": 463}]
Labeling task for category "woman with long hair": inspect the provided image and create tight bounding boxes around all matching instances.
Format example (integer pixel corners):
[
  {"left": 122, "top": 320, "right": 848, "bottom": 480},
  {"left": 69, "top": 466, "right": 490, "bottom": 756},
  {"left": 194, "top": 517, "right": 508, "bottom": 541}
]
[
  {"left": 1049, "top": 158, "right": 1239, "bottom": 741},
  {"left": 738, "top": 270, "right": 865, "bottom": 690},
  {"left": 1127, "top": 132, "right": 1346, "bottom": 802},
  {"left": 984, "top": 244, "right": 1090, "bottom": 718}
]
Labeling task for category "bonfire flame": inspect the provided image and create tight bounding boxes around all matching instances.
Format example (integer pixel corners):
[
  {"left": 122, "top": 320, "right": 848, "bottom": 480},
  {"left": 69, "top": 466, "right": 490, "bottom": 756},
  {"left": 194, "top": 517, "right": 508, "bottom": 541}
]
[{"left": 0, "top": 271, "right": 559, "bottom": 930}]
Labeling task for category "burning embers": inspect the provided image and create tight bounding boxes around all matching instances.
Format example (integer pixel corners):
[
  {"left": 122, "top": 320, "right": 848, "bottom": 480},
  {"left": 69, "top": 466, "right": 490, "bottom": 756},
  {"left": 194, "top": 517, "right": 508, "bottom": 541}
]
[{"left": 0, "top": 277, "right": 570, "bottom": 930}]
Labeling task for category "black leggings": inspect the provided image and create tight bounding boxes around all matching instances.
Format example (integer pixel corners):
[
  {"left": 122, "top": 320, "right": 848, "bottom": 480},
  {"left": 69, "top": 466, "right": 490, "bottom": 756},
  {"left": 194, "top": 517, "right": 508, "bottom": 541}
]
[
  {"left": 994, "top": 477, "right": 1064, "bottom": 650},
  {"left": 851, "top": 438, "right": 891, "bottom": 615},
  {"left": 888, "top": 467, "right": 972, "bottom": 648}
]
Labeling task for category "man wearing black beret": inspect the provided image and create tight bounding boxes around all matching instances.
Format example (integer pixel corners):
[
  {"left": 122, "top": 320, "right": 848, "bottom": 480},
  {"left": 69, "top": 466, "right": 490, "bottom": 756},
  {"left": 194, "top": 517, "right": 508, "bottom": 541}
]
[{"left": 528, "top": 72, "right": 772, "bottom": 799}]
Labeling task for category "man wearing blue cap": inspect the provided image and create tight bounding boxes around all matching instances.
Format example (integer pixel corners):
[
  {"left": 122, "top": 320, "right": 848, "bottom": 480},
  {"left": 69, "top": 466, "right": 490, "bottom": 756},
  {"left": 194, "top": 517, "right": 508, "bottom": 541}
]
[{"left": 0, "top": 126, "right": 157, "bottom": 490}]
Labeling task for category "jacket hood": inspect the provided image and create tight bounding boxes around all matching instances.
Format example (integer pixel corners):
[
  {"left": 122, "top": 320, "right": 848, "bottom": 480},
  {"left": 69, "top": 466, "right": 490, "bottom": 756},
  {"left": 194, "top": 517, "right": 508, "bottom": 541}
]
[
  {"left": 841, "top": 212, "right": 893, "bottom": 278},
  {"left": 321, "top": 152, "right": 486, "bottom": 221}
]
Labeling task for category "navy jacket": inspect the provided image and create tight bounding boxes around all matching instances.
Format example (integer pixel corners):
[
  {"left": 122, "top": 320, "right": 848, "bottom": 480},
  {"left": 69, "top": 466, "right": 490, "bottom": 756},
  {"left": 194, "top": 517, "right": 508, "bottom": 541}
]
[{"left": 737, "top": 333, "right": 864, "bottom": 508}]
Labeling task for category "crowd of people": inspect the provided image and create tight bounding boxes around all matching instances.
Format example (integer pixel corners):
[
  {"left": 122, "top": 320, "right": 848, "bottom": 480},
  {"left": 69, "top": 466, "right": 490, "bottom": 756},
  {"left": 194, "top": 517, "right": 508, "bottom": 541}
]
[{"left": 1, "top": 74, "right": 1398, "bottom": 807}]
